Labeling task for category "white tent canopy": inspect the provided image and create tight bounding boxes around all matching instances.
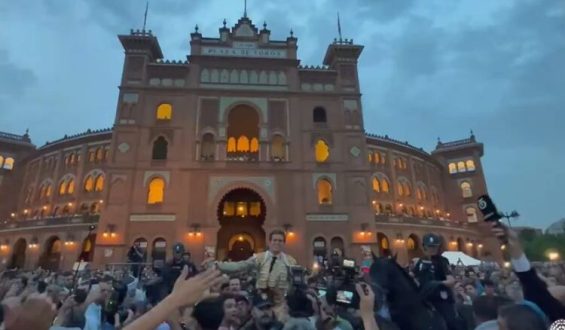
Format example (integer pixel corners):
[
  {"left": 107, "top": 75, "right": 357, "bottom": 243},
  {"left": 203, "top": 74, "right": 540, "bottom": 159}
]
[{"left": 442, "top": 251, "right": 482, "bottom": 266}]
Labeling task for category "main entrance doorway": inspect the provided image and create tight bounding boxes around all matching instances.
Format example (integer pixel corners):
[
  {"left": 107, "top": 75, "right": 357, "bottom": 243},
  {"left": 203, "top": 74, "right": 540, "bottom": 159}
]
[{"left": 217, "top": 188, "right": 266, "bottom": 261}]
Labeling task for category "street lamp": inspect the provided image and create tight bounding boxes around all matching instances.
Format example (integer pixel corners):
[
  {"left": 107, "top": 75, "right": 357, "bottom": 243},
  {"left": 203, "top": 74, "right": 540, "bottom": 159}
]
[{"left": 500, "top": 210, "right": 519, "bottom": 227}]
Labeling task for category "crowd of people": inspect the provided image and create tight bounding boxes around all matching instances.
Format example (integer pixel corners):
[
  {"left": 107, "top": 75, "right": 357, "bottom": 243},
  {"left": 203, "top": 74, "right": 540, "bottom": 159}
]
[{"left": 0, "top": 224, "right": 563, "bottom": 330}]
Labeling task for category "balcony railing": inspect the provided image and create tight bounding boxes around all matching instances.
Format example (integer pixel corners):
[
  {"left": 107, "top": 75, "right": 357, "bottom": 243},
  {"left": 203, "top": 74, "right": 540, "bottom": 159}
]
[
  {"left": 374, "top": 214, "right": 474, "bottom": 231},
  {"left": 0, "top": 214, "right": 99, "bottom": 232}
]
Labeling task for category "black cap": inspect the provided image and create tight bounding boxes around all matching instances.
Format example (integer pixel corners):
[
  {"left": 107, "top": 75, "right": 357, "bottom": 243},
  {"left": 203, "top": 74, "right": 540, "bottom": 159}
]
[
  {"left": 423, "top": 233, "right": 442, "bottom": 247},
  {"left": 252, "top": 293, "right": 273, "bottom": 308}
]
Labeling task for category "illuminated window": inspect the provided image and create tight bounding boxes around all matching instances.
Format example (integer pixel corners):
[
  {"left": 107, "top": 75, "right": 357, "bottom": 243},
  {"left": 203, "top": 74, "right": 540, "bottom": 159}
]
[
  {"left": 381, "top": 179, "right": 390, "bottom": 193},
  {"left": 406, "top": 236, "right": 416, "bottom": 250},
  {"left": 317, "top": 179, "right": 333, "bottom": 205},
  {"left": 67, "top": 179, "right": 75, "bottom": 195},
  {"left": 466, "top": 160, "right": 476, "bottom": 171},
  {"left": 94, "top": 175, "right": 105, "bottom": 192},
  {"left": 223, "top": 202, "right": 235, "bottom": 216},
  {"left": 88, "top": 150, "right": 96, "bottom": 162},
  {"left": 227, "top": 137, "right": 237, "bottom": 152},
  {"left": 313, "top": 107, "right": 327, "bottom": 123},
  {"left": 3, "top": 157, "right": 14, "bottom": 170},
  {"left": 156, "top": 103, "right": 173, "bottom": 120},
  {"left": 236, "top": 202, "right": 248, "bottom": 217},
  {"left": 152, "top": 136, "right": 168, "bottom": 160},
  {"left": 250, "top": 137, "right": 259, "bottom": 152},
  {"left": 59, "top": 181, "right": 67, "bottom": 195},
  {"left": 403, "top": 182, "right": 411, "bottom": 196},
  {"left": 374, "top": 152, "right": 381, "bottom": 164},
  {"left": 249, "top": 202, "right": 261, "bottom": 216},
  {"left": 372, "top": 177, "right": 380, "bottom": 192},
  {"left": 461, "top": 181, "right": 472, "bottom": 198},
  {"left": 70, "top": 153, "right": 77, "bottom": 165},
  {"left": 237, "top": 136, "right": 250, "bottom": 152},
  {"left": 381, "top": 236, "right": 389, "bottom": 250},
  {"left": 315, "top": 140, "right": 330, "bottom": 163},
  {"left": 372, "top": 202, "right": 383, "bottom": 214},
  {"left": 448, "top": 163, "right": 457, "bottom": 174},
  {"left": 46, "top": 184, "right": 52, "bottom": 197},
  {"left": 96, "top": 148, "right": 104, "bottom": 161},
  {"left": 367, "top": 153, "right": 372, "bottom": 163},
  {"left": 466, "top": 207, "right": 478, "bottom": 223},
  {"left": 84, "top": 176, "right": 95, "bottom": 192},
  {"left": 147, "top": 177, "right": 165, "bottom": 204},
  {"left": 397, "top": 182, "right": 404, "bottom": 196},
  {"left": 271, "top": 136, "right": 285, "bottom": 160},
  {"left": 457, "top": 161, "right": 466, "bottom": 173},
  {"left": 0, "top": 156, "right": 3, "bottom": 167},
  {"left": 39, "top": 185, "right": 47, "bottom": 199}
]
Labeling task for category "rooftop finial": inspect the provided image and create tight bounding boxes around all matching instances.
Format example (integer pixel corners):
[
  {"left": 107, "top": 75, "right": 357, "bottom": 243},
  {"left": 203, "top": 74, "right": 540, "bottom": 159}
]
[
  {"left": 223, "top": 18, "right": 227, "bottom": 28},
  {"left": 195, "top": 24, "right": 199, "bottom": 33},
  {"left": 337, "top": 12, "right": 343, "bottom": 42},
  {"left": 142, "top": 1, "right": 149, "bottom": 31},
  {"left": 244, "top": 0, "right": 248, "bottom": 17},
  {"left": 263, "top": 21, "right": 267, "bottom": 29},
  {"left": 290, "top": 28, "right": 294, "bottom": 37}
]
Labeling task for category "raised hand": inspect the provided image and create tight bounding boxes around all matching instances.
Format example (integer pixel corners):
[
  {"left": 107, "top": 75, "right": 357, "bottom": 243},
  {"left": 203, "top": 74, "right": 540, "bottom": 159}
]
[{"left": 168, "top": 266, "right": 225, "bottom": 308}]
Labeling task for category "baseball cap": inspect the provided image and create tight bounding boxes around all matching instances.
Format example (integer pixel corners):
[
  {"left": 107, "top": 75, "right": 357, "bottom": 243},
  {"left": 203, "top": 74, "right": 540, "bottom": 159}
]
[{"left": 252, "top": 293, "right": 273, "bottom": 309}]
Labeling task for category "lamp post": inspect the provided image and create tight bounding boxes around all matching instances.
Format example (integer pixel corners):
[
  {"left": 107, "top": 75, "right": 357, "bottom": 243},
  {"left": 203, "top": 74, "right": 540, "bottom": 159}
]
[{"left": 500, "top": 210, "right": 519, "bottom": 227}]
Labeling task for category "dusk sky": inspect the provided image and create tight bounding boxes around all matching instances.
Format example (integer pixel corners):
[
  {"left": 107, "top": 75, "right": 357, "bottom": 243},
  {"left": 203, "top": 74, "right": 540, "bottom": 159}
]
[{"left": 1, "top": 0, "right": 563, "bottom": 229}]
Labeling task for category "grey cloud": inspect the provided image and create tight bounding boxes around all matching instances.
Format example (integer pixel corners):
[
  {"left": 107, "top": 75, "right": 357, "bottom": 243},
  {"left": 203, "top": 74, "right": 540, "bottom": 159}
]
[{"left": 0, "top": 50, "right": 37, "bottom": 101}]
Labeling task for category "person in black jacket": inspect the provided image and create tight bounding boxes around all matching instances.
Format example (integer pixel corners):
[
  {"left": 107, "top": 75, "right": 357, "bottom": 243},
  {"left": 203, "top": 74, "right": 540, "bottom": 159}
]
[{"left": 488, "top": 222, "right": 565, "bottom": 322}]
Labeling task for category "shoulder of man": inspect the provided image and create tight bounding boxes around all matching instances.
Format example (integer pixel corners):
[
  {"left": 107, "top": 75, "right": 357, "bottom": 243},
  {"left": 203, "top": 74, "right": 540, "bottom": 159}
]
[{"left": 285, "top": 254, "right": 297, "bottom": 265}]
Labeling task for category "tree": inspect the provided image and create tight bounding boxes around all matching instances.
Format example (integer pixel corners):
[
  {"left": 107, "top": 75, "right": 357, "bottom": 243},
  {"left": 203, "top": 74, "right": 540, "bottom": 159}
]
[{"left": 520, "top": 233, "right": 565, "bottom": 261}]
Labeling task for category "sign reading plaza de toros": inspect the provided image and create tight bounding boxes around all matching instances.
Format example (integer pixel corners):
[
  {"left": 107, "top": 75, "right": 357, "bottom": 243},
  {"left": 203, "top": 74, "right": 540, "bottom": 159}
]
[{"left": 202, "top": 43, "right": 287, "bottom": 59}]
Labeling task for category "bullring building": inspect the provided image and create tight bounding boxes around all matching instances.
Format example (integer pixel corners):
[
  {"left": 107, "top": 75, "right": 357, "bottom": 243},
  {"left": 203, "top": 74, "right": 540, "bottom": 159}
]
[{"left": 0, "top": 14, "right": 492, "bottom": 271}]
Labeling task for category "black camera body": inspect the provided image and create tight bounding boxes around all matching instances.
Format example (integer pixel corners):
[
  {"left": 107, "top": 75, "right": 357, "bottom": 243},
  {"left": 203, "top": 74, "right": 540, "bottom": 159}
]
[{"left": 477, "top": 195, "right": 501, "bottom": 222}]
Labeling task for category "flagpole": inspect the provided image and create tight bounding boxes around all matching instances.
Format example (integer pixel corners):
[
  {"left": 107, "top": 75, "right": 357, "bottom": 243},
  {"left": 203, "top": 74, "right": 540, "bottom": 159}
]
[
  {"left": 143, "top": 1, "right": 149, "bottom": 31},
  {"left": 337, "top": 12, "right": 342, "bottom": 42}
]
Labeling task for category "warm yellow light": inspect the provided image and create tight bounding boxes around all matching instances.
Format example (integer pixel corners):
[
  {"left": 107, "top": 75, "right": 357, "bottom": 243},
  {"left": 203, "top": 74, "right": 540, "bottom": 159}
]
[
  {"left": 450, "top": 241, "right": 457, "bottom": 245},
  {"left": 503, "top": 261, "right": 511, "bottom": 268},
  {"left": 419, "top": 206, "right": 424, "bottom": 211},
  {"left": 42, "top": 206, "right": 48, "bottom": 210},
  {"left": 67, "top": 202, "right": 73, "bottom": 207},
  {"left": 372, "top": 200, "right": 376, "bottom": 205},
  {"left": 478, "top": 244, "right": 483, "bottom": 249},
  {"left": 500, "top": 244, "right": 506, "bottom": 250},
  {"left": 0, "top": 245, "right": 8, "bottom": 251},
  {"left": 315, "top": 140, "right": 330, "bottom": 162},
  {"left": 23, "top": 209, "right": 29, "bottom": 214},
  {"left": 435, "top": 209, "right": 440, "bottom": 214},
  {"left": 110, "top": 232, "right": 116, "bottom": 238},
  {"left": 548, "top": 252, "right": 560, "bottom": 261},
  {"left": 196, "top": 232, "right": 202, "bottom": 237},
  {"left": 238, "top": 235, "right": 244, "bottom": 241},
  {"left": 188, "top": 232, "right": 194, "bottom": 237},
  {"left": 446, "top": 213, "right": 451, "bottom": 217},
  {"left": 398, "top": 203, "right": 403, "bottom": 208},
  {"left": 287, "top": 231, "right": 295, "bottom": 237},
  {"left": 103, "top": 232, "right": 109, "bottom": 238},
  {"left": 99, "top": 200, "right": 104, "bottom": 204},
  {"left": 467, "top": 242, "right": 473, "bottom": 247},
  {"left": 313, "top": 262, "right": 319, "bottom": 270},
  {"left": 10, "top": 213, "right": 15, "bottom": 218}
]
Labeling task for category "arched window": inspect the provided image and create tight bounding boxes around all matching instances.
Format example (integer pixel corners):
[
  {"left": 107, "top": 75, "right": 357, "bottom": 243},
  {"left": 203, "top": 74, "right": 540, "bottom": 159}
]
[
  {"left": 201, "top": 133, "right": 215, "bottom": 160},
  {"left": 367, "top": 153, "right": 372, "bottom": 163},
  {"left": 96, "top": 147, "right": 104, "bottom": 161},
  {"left": 147, "top": 177, "right": 165, "bottom": 204},
  {"left": 406, "top": 236, "right": 416, "bottom": 250},
  {"left": 457, "top": 161, "right": 466, "bottom": 173},
  {"left": 381, "top": 178, "right": 390, "bottom": 193},
  {"left": 374, "top": 152, "right": 381, "bottom": 164},
  {"left": 448, "top": 163, "right": 457, "bottom": 174},
  {"left": 397, "top": 182, "right": 404, "bottom": 196},
  {"left": 156, "top": 103, "right": 173, "bottom": 120},
  {"left": 67, "top": 179, "right": 75, "bottom": 195},
  {"left": 46, "top": 184, "right": 52, "bottom": 197},
  {"left": 271, "top": 135, "right": 285, "bottom": 160},
  {"left": 461, "top": 181, "right": 472, "bottom": 198},
  {"left": 466, "top": 207, "right": 478, "bottom": 223},
  {"left": 84, "top": 176, "right": 94, "bottom": 192},
  {"left": 403, "top": 182, "right": 411, "bottom": 196},
  {"left": 94, "top": 175, "right": 104, "bottom": 192},
  {"left": 237, "top": 136, "right": 250, "bottom": 152},
  {"left": 466, "top": 160, "right": 476, "bottom": 171},
  {"left": 317, "top": 179, "right": 333, "bottom": 205},
  {"left": 250, "top": 137, "right": 259, "bottom": 153},
  {"left": 372, "top": 177, "right": 380, "bottom": 192},
  {"left": 227, "top": 137, "right": 237, "bottom": 152},
  {"left": 59, "top": 181, "right": 67, "bottom": 195},
  {"left": 3, "top": 157, "right": 14, "bottom": 170},
  {"left": 39, "top": 185, "right": 47, "bottom": 199},
  {"left": 152, "top": 136, "right": 168, "bottom": 160},
  {"left": 313, "top": 107, "right": 327, "bottom": 123},
  {"left": 315, "top": 140, "right": 330, "bottom": 163}
]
